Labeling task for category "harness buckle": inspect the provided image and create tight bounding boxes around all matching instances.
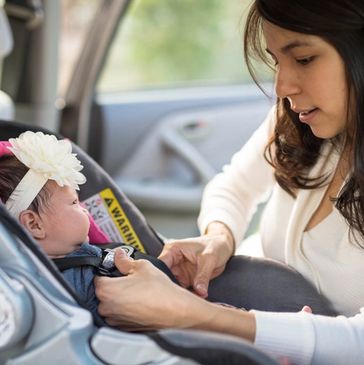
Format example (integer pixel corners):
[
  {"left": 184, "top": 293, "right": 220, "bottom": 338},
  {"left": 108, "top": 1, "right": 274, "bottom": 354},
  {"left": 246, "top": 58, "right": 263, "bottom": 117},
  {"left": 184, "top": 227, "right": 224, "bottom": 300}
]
[{"left": 101, "top": 245, "right": 135, "bottom": 270}]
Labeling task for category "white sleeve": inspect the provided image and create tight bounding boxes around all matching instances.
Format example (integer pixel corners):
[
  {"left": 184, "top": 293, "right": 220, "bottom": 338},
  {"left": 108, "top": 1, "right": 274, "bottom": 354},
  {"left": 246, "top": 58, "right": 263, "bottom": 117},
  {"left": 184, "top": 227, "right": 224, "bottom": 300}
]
[
  {"left": 197, "top": 106, "right": 276, "bottom": 246},
  {"left": 253, "top": 309, "right": 364, "bottom": 365}
]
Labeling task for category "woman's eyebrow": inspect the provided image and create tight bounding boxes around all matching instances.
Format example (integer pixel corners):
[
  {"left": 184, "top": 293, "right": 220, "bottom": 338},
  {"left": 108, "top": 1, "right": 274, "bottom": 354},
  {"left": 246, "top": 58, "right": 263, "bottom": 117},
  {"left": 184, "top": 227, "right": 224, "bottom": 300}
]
[{"left": 266, "top": 40, "right": 314, "bottom": 56}]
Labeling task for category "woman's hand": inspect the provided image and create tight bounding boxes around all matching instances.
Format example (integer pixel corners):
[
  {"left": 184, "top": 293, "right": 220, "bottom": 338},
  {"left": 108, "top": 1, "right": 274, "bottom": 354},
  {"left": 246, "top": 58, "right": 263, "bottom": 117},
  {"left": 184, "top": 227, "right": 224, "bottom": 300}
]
[
  {"left": 94, "top": 248, "right": 217, "bottom": 331},
  {"left": 158, "top": 221, "right": 235, "bottom": 298},
  {"left": 95, "top": 248, "right": 256, "bottom": 340},
  {"left": 301, "top": 306, "right": 312, "bottom": 313}
]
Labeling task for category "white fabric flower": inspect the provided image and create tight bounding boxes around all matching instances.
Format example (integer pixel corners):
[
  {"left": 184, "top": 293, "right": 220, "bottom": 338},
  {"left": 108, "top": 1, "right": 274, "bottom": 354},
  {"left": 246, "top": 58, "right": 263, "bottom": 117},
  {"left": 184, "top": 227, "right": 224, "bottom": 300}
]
[
  {"left": 7, "top": 131, "right": 86, "bottom": 190},
  {"left": 5, "top": 131, "right": 86, "bottom": 219}
]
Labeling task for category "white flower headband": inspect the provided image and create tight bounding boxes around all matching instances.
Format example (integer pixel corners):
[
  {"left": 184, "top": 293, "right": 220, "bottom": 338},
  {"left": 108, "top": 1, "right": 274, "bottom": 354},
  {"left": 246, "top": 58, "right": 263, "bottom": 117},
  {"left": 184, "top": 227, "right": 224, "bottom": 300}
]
[{"left": 2, "top": 131, "right": 86, "bottom": 218}]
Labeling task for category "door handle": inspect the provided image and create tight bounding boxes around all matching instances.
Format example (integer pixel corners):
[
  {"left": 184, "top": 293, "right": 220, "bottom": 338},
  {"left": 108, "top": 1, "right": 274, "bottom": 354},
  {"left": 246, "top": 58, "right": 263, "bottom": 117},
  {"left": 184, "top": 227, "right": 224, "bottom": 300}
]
[
  {"left": 161, "top": 121, "right": 215, "bottom": 185},
  {"left": 116, "top": 121, "right": 216, "bottom": 213}
]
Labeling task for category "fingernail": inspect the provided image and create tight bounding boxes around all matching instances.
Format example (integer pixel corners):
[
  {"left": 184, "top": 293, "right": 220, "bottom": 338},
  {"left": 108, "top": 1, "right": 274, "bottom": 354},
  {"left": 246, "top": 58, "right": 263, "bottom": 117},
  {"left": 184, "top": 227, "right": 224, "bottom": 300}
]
[
  {"left": 115, "top": 248, "right": 126, "bottom": 258},
  {"left": 196, "top": 283, "right": 206, "bottom": 294}
]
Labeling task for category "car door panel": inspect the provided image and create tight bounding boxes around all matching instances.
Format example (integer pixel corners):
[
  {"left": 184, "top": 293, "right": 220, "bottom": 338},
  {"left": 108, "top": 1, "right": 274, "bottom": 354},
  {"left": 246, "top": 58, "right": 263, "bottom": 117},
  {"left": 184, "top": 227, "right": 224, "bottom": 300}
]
[{"left": 96, "top": 88, "right": 271, "bottom": 238}]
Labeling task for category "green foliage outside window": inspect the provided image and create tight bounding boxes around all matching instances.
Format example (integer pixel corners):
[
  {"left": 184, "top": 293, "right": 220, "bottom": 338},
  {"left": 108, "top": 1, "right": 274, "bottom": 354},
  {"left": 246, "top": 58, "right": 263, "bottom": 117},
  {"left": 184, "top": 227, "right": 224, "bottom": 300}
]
[{"left": 97, "top": 0, "right": 269, "bottom": 92}]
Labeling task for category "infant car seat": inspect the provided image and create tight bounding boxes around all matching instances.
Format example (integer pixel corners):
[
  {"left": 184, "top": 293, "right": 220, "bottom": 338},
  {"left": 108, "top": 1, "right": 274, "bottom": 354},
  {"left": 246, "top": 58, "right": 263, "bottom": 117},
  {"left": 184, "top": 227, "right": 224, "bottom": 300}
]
[
  {"left": 0, "top": 120, "right": 337, "bottom": 313},
  {"left": 0, "top": 202, "right": 280, "bottom": 365},
  {"left": 0, "top": 120, "right": 282, "bottom": 365}
]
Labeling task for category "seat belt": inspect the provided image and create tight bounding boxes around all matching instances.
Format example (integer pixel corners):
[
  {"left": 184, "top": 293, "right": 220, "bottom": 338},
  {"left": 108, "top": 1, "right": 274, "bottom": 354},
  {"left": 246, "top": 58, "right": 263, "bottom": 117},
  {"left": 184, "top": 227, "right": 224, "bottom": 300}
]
[{"left": 53, "top": 255, "right": 102, "bottom": 272}]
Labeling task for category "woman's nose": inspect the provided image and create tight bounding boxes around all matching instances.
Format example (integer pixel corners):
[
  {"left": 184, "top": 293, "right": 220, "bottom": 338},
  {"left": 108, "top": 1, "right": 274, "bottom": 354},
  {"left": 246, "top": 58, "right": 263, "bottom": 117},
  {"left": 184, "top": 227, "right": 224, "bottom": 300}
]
[{"left": 275, "top": 66, "right": 301, "bottom": 99}]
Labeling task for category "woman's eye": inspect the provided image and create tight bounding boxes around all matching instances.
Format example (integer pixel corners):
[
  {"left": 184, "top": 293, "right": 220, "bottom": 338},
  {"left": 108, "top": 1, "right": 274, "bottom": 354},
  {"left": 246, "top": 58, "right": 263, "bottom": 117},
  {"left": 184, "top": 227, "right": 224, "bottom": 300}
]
[
  {"left": 296, "top": 56, "right": 314, "bottom": 66},
  {"left": 269, "top": 56, "right": 278, "bottom": 67}
]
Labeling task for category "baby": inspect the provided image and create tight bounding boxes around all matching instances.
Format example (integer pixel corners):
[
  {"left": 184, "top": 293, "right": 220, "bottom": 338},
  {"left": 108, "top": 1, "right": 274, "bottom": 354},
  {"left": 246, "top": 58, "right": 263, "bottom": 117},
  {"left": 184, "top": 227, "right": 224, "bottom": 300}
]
[{"left": 0, "top": 131, "right": 130, "bottom": 323}]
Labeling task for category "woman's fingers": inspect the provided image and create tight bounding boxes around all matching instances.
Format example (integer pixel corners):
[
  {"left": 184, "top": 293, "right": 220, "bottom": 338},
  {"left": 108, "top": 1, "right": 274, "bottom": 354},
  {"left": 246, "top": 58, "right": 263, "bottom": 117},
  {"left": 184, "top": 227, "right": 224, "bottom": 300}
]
[
  {"left": 113, "top": 248, "right": 134, "bottom": 275},
  {"left": 159, "top": 241, "right": 200, "bottom": 287},
  {"left": 159, "top": 235, "right": 231, "bottom": 297},
  {"left": 158, "top": 242, "right": 184, "bottom": 268},
  {"left": 301, "top": 305, "right": 312, "bottom": 313},
  {"left": 193, "top": 252, "right": 216, "bottom": 297}
]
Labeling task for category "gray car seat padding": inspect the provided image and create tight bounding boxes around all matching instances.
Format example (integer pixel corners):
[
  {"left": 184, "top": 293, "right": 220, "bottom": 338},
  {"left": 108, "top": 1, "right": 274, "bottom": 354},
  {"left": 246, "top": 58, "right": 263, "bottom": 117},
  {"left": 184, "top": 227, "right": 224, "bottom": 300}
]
[{"left": 208, "top": 255, "right": 337, "bottom": 315}]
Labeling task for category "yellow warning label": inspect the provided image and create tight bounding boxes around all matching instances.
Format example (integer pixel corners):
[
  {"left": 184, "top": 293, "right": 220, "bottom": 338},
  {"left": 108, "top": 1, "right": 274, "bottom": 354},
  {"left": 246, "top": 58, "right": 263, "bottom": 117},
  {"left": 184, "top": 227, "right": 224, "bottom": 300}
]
[{"left": 100, "top": 188, "right": 146, "bottom": 253}]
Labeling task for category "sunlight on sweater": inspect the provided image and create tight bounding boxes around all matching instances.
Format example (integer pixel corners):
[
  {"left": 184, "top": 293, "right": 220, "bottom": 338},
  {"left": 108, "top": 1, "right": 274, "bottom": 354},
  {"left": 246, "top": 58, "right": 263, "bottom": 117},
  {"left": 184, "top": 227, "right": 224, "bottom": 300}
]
[{"left": 235, "top": 233, "right": 264, "bottom": 257}]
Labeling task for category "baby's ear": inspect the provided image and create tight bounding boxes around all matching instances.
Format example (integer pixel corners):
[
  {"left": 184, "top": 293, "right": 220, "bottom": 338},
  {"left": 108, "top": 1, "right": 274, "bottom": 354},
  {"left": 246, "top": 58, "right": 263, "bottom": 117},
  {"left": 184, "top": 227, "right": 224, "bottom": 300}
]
[{"left": 19, "top": 210, "right": 46, "bottom": 239}]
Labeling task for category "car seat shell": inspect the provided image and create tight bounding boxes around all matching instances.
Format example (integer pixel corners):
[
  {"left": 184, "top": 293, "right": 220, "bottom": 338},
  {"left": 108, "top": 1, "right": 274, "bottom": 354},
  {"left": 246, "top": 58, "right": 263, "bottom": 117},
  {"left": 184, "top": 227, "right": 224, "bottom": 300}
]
[{"left": 0, "top": 120, "right": 280, "bottom": 365}]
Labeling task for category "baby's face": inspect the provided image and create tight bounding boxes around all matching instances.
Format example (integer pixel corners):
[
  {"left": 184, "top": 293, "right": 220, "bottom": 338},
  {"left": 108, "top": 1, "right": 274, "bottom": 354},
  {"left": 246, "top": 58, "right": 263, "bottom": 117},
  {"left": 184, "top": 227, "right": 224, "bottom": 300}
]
[{"left": 38, "top": 182, "right": 90, "bottom": 258}]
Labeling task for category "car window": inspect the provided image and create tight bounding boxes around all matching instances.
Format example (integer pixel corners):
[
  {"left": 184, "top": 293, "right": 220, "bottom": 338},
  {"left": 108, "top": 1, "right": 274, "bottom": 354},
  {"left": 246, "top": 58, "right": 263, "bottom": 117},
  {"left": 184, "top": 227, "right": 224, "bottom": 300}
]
[{"left": 96, "top": 0, "right": 267, "bottom": 92}]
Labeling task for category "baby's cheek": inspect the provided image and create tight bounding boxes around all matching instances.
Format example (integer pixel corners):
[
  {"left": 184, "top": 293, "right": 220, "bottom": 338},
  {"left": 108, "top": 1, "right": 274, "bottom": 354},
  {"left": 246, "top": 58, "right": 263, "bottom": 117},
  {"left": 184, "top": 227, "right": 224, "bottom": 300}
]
[{"left": 83, "top": 215, "right": 91, "bottom": 235}]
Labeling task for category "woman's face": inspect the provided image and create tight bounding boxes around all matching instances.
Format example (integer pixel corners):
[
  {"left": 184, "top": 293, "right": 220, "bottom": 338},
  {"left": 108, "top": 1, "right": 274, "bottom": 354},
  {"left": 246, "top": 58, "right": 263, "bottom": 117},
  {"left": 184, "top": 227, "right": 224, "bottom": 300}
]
[{"left": 263, "top": 21, "right": 349, "bottom": 139}]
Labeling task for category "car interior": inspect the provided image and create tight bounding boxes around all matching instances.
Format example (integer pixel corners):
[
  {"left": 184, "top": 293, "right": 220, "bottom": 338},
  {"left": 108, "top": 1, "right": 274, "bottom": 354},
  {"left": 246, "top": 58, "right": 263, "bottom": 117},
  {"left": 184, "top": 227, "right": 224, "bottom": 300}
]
[{"left": 0, "top": 1, "right": 288, "bottom": 365}]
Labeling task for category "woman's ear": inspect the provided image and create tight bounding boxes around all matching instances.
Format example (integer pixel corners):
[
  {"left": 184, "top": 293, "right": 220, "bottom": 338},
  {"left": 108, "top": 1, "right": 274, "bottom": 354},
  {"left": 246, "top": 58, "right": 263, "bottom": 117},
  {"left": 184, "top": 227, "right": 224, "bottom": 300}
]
[{"left": 18, "top": 210, "right": 46, "bottom": 240}]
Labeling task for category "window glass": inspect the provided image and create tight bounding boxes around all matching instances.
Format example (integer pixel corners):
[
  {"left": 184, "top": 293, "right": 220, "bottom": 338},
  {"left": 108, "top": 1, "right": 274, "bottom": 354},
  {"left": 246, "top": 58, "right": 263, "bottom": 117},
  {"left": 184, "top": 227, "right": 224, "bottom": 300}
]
[{"left": 97, "top": 0, "right": 268, "bottom": 92}]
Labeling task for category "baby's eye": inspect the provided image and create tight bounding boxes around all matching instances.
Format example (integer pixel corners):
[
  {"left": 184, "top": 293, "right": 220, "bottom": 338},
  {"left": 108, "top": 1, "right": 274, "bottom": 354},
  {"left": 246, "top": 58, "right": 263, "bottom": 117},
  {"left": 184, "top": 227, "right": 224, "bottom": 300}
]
[{"left": 296, "top": 56, "right": 315, "bottom": 66}]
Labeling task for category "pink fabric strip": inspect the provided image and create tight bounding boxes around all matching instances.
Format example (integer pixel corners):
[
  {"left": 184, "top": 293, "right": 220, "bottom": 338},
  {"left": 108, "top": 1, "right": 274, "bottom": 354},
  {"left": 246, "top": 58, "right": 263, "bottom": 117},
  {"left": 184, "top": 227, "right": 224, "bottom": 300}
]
[{"left": 0, "top": 141, "right": 12, "bottom": 157}]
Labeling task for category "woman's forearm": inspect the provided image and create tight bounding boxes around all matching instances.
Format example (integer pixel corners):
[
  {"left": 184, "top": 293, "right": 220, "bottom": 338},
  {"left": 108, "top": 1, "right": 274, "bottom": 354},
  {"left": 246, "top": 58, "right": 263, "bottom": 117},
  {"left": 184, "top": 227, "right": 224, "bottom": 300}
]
[
  {"left": 96, "top": 249, "right": 257, "bottom": 340},
  {"left": 187, "top": 298, "right": 256, "bottom": 342}
]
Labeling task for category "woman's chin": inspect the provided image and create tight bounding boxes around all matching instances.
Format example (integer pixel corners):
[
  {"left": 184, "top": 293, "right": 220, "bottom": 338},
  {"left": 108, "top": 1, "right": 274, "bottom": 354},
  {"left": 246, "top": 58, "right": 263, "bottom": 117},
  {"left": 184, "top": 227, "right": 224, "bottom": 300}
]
[{"left": 309, "top": 126, "right": 341, "bottom": 140}]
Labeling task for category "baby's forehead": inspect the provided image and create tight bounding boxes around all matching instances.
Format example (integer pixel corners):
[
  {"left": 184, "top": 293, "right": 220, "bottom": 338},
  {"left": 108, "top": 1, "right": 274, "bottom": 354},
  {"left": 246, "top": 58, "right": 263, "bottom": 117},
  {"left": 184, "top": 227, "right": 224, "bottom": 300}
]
[{"left": 45, "top": 181, "right": 78, "bottom": 198}]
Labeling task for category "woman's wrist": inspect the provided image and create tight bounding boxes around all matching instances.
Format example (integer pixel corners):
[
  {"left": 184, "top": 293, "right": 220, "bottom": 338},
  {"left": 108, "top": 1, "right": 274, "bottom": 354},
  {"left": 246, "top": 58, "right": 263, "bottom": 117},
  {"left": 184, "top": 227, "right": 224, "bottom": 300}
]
[
  {"left": 188, "top": 299, "right": 256, "bottom": 342},
  {"left": 206, "top": 221, "right": 235, "bottom": 257}
]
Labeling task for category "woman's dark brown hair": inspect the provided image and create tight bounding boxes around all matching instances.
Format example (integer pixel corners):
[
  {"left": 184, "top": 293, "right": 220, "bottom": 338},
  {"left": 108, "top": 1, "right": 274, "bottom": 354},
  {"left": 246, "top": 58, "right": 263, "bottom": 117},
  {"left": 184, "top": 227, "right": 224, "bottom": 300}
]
[{"left": 244, "top": 0, "right": 364, "bottom": 243}]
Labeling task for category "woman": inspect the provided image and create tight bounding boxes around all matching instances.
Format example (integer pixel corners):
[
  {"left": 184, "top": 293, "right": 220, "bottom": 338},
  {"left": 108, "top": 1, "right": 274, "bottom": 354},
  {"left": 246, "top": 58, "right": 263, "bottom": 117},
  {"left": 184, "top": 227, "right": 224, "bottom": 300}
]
[
  {"left": 95, "top": 0, "right": 364, "bottom": 363},
  {"left": 160, "top": 0, "right": 364, "bottom": 317}
]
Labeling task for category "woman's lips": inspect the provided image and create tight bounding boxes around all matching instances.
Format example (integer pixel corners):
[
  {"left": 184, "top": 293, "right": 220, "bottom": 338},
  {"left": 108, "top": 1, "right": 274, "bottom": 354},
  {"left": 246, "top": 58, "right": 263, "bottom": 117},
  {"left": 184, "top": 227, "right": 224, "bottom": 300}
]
[{"left": 299, "top": 108, "right": 319, "bottom": 124}]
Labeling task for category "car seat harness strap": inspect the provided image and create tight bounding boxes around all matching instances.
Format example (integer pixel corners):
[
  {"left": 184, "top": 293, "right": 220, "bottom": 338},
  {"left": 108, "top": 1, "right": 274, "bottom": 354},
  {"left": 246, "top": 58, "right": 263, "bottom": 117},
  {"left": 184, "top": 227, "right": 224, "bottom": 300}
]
[{"left": 52, "top": 244, "right": 179, "bottom": 284}]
